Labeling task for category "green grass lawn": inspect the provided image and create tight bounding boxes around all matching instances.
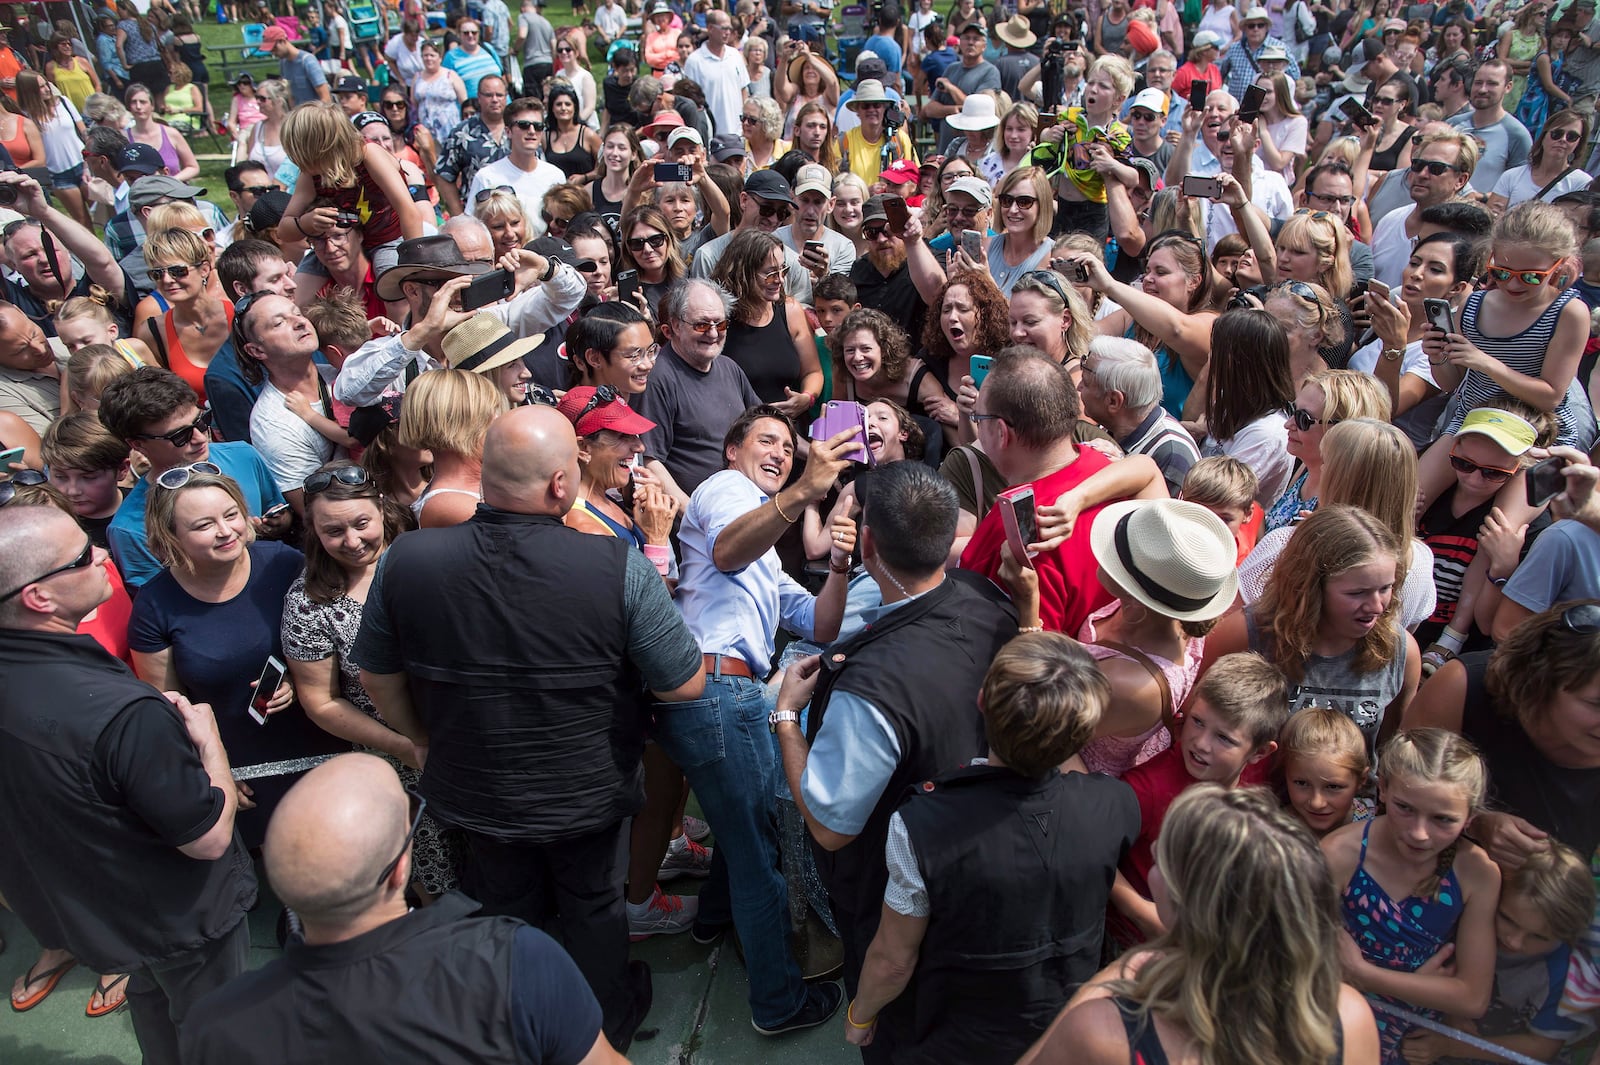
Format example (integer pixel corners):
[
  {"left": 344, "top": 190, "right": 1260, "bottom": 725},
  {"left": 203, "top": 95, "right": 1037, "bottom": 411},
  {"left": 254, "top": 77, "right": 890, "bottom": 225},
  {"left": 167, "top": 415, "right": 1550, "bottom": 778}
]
[{"left": 185, "top": 6, "right": 598, "bottom": 217}]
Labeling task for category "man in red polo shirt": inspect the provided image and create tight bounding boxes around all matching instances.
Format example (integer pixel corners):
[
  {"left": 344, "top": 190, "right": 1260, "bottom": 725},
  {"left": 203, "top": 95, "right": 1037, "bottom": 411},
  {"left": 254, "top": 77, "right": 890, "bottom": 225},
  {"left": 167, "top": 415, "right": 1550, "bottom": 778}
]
[{"left": 960, "top": 346, "right": 1157, "bottom": 635}]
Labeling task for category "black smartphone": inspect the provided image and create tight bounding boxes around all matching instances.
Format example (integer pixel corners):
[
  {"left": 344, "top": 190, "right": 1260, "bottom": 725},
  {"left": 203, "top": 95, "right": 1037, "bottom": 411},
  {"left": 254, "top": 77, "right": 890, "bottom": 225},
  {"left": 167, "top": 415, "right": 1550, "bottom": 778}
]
[
  {"left": 804, "top": 239, "right": 827, "bottom": 262},
  {"left": 460, "top": 268, "right": 515, "bottom": 311},
  {"left": 882, "top": 194, "right": 909, "bottom": 233},
  {"left": 1423, "top": 297, "right": 1454, "bottom": 335},
  {"left": 1340, "top": 97, "right": 1375, "bottom": 127},
  {"left": 616, "top": 268, "right": 640, "bottom": 306},
  {"left": 653, "top": 161, "right": 693, "bottom": 183},
  {"left": 1236, "top": 84, "right": 1267, "bottom": 124},
  {"left": 249, "top": 656, "right": 287, "bottom": 725},
  {"left": 1526, "top": 455, "right": 1567, "bottom": 508},
  {"left": 1189, "top": 80, "right": 1208, "bottom": 112},
  {"left": 1181, "top": 174, "right": 1223, "bottom": 199}
]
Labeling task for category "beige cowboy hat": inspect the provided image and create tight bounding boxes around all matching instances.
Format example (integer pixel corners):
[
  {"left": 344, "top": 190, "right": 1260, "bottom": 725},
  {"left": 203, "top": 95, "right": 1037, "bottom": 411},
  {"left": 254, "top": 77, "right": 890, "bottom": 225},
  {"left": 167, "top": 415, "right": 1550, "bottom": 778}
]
[{"left": 995, "top": 15, "right": 1036, "bottom": 48}]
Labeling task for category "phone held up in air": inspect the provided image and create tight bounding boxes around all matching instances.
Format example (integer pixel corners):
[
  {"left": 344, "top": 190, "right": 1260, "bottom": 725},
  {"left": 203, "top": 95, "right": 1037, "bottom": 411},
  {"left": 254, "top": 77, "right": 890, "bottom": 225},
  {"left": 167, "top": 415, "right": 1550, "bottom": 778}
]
[
  {"left": 1189, "top": 80, "right": 1208, "bottom": 113},
  {"left": 970, "top": 354, "right": 994, "bottom": 388},
  {"left": 997, "top": 485, "right": 1039, "bottom": 569},
  {"left": 0, "top": 446, "right": 25, "bottom": 471},
  {"left": 653, "top": 161, "right": 693, "bottom": 184},
  {"left": 1236, "top": 84, "right": 1267, "bottom": 124},
  {"left": 1422, "top": 297, "right": 1454, "bottom": 336},
  {"left": 1181, "top": 174, "right": 1223, "bottom": 200},
  {"left": 960, "top": 229, "right": 984, "bottom": 261},
  {"left": 249, "top": 656, "right": 288, "bottom": 725},
  {"left": 1340, "top": 97, "right": 1375, "bottom": 128},
  {"left": 1526, "top": 455, "right": 1568, "bottom": 508},
  {"left": 460, "top": 268, "right": 515, "bottom": 311},
  {"left": 809, "top": 400, "right": 873, "bottom": 465},
  {"left": 882, "top": 194, "right": 910, "bottom": 234},
  {"left": 616, "top": 269, "right": 641, "bottom": 307}
]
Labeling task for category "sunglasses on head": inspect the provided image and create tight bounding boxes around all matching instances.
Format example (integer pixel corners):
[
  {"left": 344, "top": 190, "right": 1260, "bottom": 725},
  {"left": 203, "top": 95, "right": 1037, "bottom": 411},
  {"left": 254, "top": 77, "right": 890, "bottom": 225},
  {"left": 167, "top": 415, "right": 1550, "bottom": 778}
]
[
  {"left": 577, "top": 385, "right": 621, "bottom": 421},
  {"left": 1283, "top": 404, "right": 1337, "bottom": 432},
  {"left": 1019, "top": 269, "right": 1071, "bottom": 304},
  {"left": 1409, "top": 158, "right": 1461, "bottom": 176},
  {"left": 1448, "top": 448, "right": 1517, "bottom": 482},
  {"left": 303, "top": 465, "right": 372, "bottom": 496},
  {"left": 1, "top": 218, "right": 41, "bottom": 241},
  {"left": 1560, "top": 602, "right": 1600, "bottom": 635},
  {"left": 473, "top": 185, "right": 518, "bottom": 205},
  {"left": 148, "top": 262, "right": 205, "bottom": 283},
  {"left": 0, "top": 536, "right": 95, "bottom": 602},
  {"left": 0, "top": 468, "right": 48, "bottom": 507},
  {"left": 1487, "top": 259, "right": 1562, "bottom": 286},
  {"left": 135, "top": 410, "right": 214, "bottom": 447},
  {"left": 627, "top": 231, "right": 669, "bottom": 251},
  {"left": 154, "top": 460, "right": 222, "bottom": 490}
]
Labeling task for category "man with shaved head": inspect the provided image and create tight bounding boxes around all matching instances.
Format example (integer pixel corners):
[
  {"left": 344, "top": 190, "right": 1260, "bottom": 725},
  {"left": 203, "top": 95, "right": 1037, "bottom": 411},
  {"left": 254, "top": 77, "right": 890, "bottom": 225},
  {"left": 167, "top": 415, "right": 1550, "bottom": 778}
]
[
  {"left": 181, "top": 754, "right": 629, "bottom": 1064},
  {"left": 0, "top": 505, "right": 254, "bottom": 1065},
  {"left": 351, "top": 403, "right": 705, "bottom": 1052}
]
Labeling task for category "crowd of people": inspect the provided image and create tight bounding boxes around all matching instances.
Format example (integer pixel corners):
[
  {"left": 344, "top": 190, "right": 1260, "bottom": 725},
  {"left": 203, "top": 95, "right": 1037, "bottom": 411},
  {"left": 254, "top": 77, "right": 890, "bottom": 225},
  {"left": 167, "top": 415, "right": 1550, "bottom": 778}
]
[{"left": 2, "top": 0, "right": 1600, "bottom": 1062}]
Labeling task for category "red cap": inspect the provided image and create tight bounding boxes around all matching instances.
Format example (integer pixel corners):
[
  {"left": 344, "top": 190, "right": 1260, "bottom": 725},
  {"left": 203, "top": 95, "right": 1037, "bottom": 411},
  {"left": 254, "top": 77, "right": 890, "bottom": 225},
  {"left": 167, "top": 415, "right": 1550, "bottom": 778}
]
[
  {"left": 879, "top": 159, "right": 920, "bottom": 185},
  {"left": 557, "top": 387, "right": 658, "bottom": 437},
  {"left": 260, "top": 24, "right": 289, "bottom": 43}
]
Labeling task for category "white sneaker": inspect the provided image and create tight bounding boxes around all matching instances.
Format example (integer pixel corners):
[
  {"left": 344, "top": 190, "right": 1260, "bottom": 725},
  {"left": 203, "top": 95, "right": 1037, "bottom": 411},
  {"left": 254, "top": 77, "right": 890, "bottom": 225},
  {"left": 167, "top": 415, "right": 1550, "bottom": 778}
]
[
  {"left": 628, "top": 886, "right": 698, "bottom": 941},
  {"left": 658, "top": 835, "right": 714, "bottom": 881},
  {"left": 681, "top": 815, "right": 711, "bottom": 842}
]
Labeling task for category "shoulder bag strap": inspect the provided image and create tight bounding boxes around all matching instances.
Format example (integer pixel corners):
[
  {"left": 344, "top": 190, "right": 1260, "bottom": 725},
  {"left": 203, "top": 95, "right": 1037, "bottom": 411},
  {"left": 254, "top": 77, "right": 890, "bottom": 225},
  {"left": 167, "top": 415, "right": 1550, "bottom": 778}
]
[
  {"left": 1535, "top": 166, "right": 1579, "bottom": 203},
  {"left": 1099, "top": 639, "right": 1177, "bottom": 733}
]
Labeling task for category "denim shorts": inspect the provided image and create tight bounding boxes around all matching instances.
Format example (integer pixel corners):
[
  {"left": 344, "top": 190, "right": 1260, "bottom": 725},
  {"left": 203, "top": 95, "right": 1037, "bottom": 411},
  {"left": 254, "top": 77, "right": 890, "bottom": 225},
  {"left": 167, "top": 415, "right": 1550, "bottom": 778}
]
[{"left": 49, "top": 163, "right": 85, "bottom": 190}]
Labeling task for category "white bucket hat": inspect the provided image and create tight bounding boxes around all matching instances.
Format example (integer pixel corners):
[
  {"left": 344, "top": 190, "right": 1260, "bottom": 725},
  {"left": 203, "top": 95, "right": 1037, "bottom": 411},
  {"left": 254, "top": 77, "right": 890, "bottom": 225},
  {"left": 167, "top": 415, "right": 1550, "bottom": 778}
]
[
  {"left": 947, "top": 93, "right": 1000, "bottom": 131},
  {"left": 1089, "top": 499, "right": 1240, "bottom": 622}
]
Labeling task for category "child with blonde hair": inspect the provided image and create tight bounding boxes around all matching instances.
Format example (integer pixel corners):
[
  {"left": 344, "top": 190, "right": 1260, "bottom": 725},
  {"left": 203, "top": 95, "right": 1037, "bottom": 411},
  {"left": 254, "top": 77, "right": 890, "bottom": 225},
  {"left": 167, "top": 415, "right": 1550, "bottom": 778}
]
[
  {"left": 1178, "top": 454, "right": 1261, "bottom": 563},
  {"left": 1323, "top": 728, "right": 1500, "bottom": 1064},
  {"left": 1278, "top": 707, "right": 1370, "bottom": 838},
  {"left": 54, "top": 295, "right": 156, "bottom": 364}
]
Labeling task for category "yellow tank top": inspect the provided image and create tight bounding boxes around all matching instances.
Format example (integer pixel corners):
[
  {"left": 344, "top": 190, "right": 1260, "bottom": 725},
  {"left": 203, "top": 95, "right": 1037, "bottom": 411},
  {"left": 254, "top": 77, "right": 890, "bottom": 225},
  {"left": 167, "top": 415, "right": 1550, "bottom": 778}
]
[{"left": 52, "top": 62, "right": 93, "bottom": 115}]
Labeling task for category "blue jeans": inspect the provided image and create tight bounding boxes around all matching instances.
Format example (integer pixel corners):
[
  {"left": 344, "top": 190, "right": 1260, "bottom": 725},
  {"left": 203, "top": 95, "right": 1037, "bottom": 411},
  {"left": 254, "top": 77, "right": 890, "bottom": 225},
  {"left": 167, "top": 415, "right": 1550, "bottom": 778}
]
[{"left": 651, "top": 674, "right": 808, "bottom": 1027}]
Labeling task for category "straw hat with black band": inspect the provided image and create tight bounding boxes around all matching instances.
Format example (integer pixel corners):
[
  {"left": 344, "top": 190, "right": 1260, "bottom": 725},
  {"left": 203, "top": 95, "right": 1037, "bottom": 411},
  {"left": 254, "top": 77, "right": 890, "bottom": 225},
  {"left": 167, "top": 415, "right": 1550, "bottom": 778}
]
[
  {"left": 442, "top": 313, "right": 545, "bottom": 374},
  {"left": 1088, "top": 499, "right": 1239, "bottom": 623}
]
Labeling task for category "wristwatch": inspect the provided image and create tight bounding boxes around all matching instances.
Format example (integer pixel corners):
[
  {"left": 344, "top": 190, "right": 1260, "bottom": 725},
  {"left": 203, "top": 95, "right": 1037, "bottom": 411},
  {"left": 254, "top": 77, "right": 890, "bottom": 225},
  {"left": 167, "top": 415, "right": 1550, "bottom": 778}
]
[
  {"left": 1381, "top": 346, "right": 1405, "bottom": 362},
  {"left": 539, "top": 256, "right": 557, "bottom": 282},
  {"left": 769, "top": 708, "right": 799, "bottom": 733}
]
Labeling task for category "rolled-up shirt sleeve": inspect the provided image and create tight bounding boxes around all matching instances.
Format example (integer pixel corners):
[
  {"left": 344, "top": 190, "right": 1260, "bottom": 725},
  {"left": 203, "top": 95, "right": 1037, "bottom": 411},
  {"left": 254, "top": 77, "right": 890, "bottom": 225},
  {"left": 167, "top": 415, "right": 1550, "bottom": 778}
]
[
  {"left": 333, "top": 334, "right": 434, "bottom": 406},
  {"left": 494, "top": 262, "right": 586, "bottom": 339}
]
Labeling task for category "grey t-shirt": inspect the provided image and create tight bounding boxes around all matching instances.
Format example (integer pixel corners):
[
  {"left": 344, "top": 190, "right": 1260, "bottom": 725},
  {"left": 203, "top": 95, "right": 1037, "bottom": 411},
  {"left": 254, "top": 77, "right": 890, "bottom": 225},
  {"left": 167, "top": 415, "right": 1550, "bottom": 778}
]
[
  {"left": 633, "top": 343, "right": 762, "bottom": 494},
  {"left": 934, "top": 59, "right": 1001, "bottom": 153},
  {"left": 519, "top": 10, "right": 554, "bottom": 65},
  {"left": 1247, "top": 609, "right": 1408, "bottom": 753},
  {"left": 1448, "top": 110, "right": 1533, "bottom": 194},
  {"left": 280, "top": 50, "right": 327, "bottom": 105}
]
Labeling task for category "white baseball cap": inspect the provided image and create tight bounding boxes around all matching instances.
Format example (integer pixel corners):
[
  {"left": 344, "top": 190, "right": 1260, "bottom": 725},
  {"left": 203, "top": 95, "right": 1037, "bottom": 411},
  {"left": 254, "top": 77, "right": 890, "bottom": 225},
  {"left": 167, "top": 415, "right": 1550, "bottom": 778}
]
[{"left": 667, "top": 126, "right": 703, "bottom": 148}]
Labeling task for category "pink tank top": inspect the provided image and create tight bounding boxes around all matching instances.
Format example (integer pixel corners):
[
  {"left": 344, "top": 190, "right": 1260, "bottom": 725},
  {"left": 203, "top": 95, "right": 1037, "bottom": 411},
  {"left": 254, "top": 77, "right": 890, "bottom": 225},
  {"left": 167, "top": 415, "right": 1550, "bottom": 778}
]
[{"left": 1076, "top": 599, "right": 1206, "bottom": 778}]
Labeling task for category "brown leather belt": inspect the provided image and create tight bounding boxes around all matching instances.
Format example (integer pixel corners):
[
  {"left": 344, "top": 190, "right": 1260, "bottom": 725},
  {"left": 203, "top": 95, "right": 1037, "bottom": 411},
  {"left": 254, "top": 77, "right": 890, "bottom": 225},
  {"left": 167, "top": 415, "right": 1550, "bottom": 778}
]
[{"left": 702, "top": 653, "right": 754, "bottom": 678}]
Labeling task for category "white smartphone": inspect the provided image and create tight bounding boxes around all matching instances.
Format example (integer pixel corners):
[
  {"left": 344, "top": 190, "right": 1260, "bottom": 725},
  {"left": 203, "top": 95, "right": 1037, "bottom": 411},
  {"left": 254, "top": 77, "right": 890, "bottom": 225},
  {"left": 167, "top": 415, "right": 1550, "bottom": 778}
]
[
  {"left": 997, "top": 485, "right": 1038, "bottom": 568},
  {"left": 248, "top": 655, "right": 287, "bottom": 725}
]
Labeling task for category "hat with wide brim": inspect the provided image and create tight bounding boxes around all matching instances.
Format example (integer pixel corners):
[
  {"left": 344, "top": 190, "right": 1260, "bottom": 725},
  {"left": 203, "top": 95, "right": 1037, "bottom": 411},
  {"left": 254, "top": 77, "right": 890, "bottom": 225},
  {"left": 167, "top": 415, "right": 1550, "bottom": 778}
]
[
  {"left": 947, "top": 92, "right": 1000, "bottom": 130},
  {"left": 995, "top": 15, "right": 1037, "bottom": 47},
  {"left": 443, "top": 312, "right": 544, "bottom": 374},
  {"left": 1089, "top": 499, "right": 1240, "bottom": 622},
  {"left": 375, "top": 234, "right": 493, "bottom": 301},
  {"left": 846, "top": 78, "right": 891, "bottom": 110}
]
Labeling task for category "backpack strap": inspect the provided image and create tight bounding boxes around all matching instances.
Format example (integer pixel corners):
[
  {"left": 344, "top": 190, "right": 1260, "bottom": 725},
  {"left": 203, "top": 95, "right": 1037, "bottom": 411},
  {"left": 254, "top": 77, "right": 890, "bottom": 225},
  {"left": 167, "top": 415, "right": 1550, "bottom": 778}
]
[{"left": 1099, "top": 639, "right": 1178, "bottom": 734}]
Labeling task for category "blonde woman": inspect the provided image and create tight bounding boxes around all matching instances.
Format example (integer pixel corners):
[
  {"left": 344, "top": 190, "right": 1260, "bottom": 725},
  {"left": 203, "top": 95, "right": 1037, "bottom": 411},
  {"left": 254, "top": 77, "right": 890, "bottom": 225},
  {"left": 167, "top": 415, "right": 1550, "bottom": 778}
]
[
  {"left": 245, "top": 77, "right": 291, "bottom": 178},
  {"left": 740, "top": 95, "right": 787, "bottom": 173},
  {"left": 1022, "top": 785, "right": 1380, "bottom": 1065},
  {"left": 137, "top": 227, "right": 232, "bottom": 409},
  {"left": 476, "top": 188, "right": 532, "bottom": 259},
  {"left": 1253, "top": 71, "right": 1306, "bottom": 181},
  {"left": 1263, "top": 211, "right": 1355, "bottom": 366},
  {"left": 827, "top": 172, "right": 869, "bottom": 256},
  {"left": 396, "top": 368, "right": 507, "bottom": 529},
  {"left": 1262, "top": 279, "right": 1344, "bottom": 382},
  {"left": 980, "top": 100, "right": 1037, "bottom": 183},
  {"left": 774, "top": 43, "right": 838, "bottom": 140},
  {"left": 980, "top": 165, "right": 1055, "bottom": 296},
  {"left": 131, "top": 201, "right": 224, "bottom": 343}
]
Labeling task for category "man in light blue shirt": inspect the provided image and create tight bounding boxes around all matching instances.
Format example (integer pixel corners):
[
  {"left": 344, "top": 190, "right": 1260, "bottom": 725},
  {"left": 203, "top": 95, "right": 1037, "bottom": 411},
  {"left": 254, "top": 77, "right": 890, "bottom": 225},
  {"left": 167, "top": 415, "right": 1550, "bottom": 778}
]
[
  {"left": 662, "top": 403, "right": 859, "bottom": 1036},
  {"left": 444, "top": 20, "right": 506, "bottom": 100}
]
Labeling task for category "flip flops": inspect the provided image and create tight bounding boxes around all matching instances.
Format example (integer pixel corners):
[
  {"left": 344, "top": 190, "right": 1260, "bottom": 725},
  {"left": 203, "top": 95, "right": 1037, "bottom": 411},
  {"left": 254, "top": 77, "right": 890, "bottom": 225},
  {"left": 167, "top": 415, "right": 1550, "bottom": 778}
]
[
  {"left": 86, "top": 973, "right": 130, "bottom": 1018},
  {"left": 10, "top": 958, "right": 76, "bottom": 1012}
]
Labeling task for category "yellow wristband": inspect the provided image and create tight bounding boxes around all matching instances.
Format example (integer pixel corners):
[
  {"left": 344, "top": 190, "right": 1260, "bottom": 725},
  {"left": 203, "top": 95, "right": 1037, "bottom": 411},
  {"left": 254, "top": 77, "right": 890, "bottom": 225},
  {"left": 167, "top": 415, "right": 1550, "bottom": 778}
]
[{"left": 846, "top": 1000, "right": 877, "bottom": 1029}]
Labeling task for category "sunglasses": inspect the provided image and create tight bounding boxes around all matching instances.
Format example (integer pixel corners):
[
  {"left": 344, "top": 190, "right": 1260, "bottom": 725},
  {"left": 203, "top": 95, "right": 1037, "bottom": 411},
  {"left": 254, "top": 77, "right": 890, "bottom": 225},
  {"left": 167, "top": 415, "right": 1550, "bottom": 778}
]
[
  {"left": 1409, "top": 158, "right": 1461, "bottom": 176},
  {"left": 1487, "top": 258, "right": 1562, "bottom": 286},
  {"left": 374, "top": 790, "right": 427, "bottom": 887},
  {"left": 148, "top": 262, "right": 205, "bottom": 283},
  {"left": 0, "top": 536, "right": 95, "bottom": 602},
  {"left": 756, "top": 199, "right": 792, "bottom": 221},
  {"left": 577, "top": 385, "right": 621, "bottom": 421},
  {"left": 943, "top": 202, "right": 982, "bottom": 219},
  {"left": 740, "top": 113, "right": 760, "bottom": 125},
  {"left": 686, "top": 318, "right": 730, "bottom": 336},
  {"left": 135, "top": 410, "right": 214, "bottom": 447},
  {"left": 237, "top": 185, "right": 274, "bottom": 196},
  {"left": 474, "top": 185, "right": 517, "bottom": 204},
  {"left": 862, "top": 224, "right": 891, "bottom": 239},
  {"left": 155, "top": 460, "right": 222, "bottom": 490},
  {"left": 513, "top": 118, "right": 546, "bottom": 131},
  {"left": 1547, "top": 128, "right": 1583, "bottom": 144},
  {"left": 1019, "top": 268, "right": 1071, "bottom": 304},
  {"left": 1448, "top": 448, "right": 1517, "bottom": 482},
  {"left": 1284, "top": 405, "right": 1337, "bottom": 432},
  {"left": 998, "top": 193, "right": 1037, "bottom": 210},
  {"left": 541, "top": 210, "right": 571, "bottom": 229},
  {"left": 1129, "top": 109, "right": 1161, "bottom": 122},
  {"left": 1294, "top": 209, "right": 1335, "bottom": 223},
  {"left": 557, "top": 46, "right": 575, "bottom": 53},
  {"left": 304, "top": 465, "right": 371, "bottom": 496},
  {"left": 1560, "top": 602, "right": 1600, "bottom": 635},
  {"left": 0, "top": 468, "right": 48, "bottom": 506},
  {"left": 1373, "top": 95, "right": 1403, "bottom": 105},
  {"left": 381, "top": 99, "right": 408, "bottom": 109},
  {"left": 627, "top": 231, "right": 669, "bottom": 252}
]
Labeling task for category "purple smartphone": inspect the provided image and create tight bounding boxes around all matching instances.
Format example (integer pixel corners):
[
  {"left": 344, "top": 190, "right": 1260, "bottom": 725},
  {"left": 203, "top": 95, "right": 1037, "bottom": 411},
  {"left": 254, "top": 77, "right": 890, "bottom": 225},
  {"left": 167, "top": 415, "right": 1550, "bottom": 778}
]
[{"left": 810, "top": 400, "right": 872, "bottom": 465}]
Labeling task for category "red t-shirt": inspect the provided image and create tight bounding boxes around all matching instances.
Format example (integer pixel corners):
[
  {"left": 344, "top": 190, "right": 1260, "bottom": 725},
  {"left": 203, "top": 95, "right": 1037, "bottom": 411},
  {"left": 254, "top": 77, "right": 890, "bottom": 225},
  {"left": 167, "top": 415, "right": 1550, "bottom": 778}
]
[
  {"left": 959, "top": 447, "right": 1117, "bottom": 636},
  {"left": 1170, "top": 61, "right": 1223, "bottom": 104},
  {"left": 78, "top": 561, "right": 134, "bottom": 664}
]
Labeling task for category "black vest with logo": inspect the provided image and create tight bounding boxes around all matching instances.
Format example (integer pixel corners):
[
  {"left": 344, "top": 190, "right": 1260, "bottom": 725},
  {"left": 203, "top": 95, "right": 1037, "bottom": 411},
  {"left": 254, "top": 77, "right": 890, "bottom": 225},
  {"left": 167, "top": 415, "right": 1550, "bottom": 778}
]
[
  {"left": 180, "top": 892, "right": 522, "bottom": 1065},
  {"left": 805, "top": 571, "right": 1017, "bottom": 952},
  {"left": 896, "top": 764, "right": 1141, "bottom": 1065},
  {"left": 0, "top": 630, "right": 256, "bottom": 973},
  {"left": 380, "top": 508, "right": 645, "bottom": 843}
]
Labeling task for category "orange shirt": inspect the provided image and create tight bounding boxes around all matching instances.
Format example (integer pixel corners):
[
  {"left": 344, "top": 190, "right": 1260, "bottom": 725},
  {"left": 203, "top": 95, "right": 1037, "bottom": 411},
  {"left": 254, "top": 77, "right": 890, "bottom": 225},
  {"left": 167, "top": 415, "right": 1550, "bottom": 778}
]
[{"left": 0, "top": 48, "right": 26, "bottom": 101}]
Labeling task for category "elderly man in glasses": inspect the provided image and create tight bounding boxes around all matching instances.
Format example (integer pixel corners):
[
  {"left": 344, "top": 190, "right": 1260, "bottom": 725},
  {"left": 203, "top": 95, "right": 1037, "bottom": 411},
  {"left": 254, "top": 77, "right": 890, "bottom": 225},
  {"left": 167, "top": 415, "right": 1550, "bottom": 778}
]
[
  {"left": 96, "top": 368, "right": 288, "bottom": 589},
  {"left": 180, "top": 754, "right": 633, "bottom": 1065},
  {"left": 0, "top": 502, "right": 257, "bottom": 1065},
  {"left": 434, "top": 74, "right": 513, "bottom": 218}
]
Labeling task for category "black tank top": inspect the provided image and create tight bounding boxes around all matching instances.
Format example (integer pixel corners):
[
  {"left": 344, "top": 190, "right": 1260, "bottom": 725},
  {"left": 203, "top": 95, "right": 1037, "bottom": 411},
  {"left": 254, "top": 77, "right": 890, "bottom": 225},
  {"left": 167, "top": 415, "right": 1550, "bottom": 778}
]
[
  {"left": 543, "top": 127, "right": 597, "bottom": 179},
  {"left": 1113, "top": 996, "right": 1345, "bottom": 1065},
  {"left": 724, "top": 300, "right": 800, "bottom": 403},
  {"left": 1370, "top": 125, "right": 1410, "bottom": 171}
]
